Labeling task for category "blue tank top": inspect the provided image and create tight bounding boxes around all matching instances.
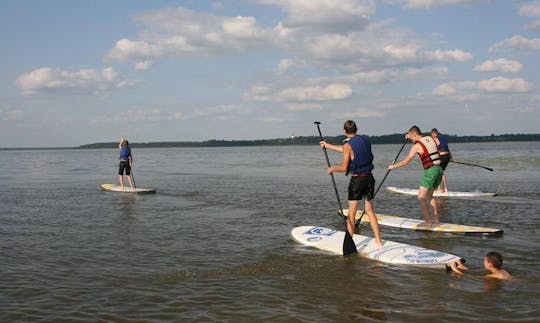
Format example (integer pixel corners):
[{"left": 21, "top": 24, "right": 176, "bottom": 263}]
[
  {"left": 347, "top": 135, "right": 374, "bottom": 175},
  {"left": 119, "top": 147, "right": 131, "bottom": 160},
  {"left": 437, "top": 135, "right": 449, "bottom": 152}
]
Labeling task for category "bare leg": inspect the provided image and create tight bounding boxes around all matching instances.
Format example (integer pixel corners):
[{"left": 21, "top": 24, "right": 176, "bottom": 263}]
[
  {"left": 417, "top": 186, "right": 432, "bottom": 225},
  {"left": 364, "top": 199, "right": 383, "bottom": 247},
  {"left": 119, "top": 175, "right": 124, "bottom": 191},
  {"left": 441, "top": 173, "right": 448, "bottom": 192},
  {"left": 347, "top": 200, "right": 359, "bottom": 237},
  {"left": 427, "top": 189, "right": 439, "bottom": 224},
  {"left": 127, "top": 174, "right": 134, "bottom": 191}
]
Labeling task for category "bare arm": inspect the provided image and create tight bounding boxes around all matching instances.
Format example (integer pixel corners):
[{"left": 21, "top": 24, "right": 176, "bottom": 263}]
[
  {"left": 389, "top": 144, "right": 418, "bottom": 170},
  {"left": 328, "top": 143, "right": 351, "bottom": 174},
  {"left": 320, "top": 141, "right": 344, "bottom": 153}
]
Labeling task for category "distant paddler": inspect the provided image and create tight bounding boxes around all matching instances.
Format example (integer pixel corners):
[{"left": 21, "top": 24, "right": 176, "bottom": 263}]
[
  {"left": 431, "top": 128, "right": 453, "bottom": 193},
  {"left": 118, "top": 137, "right": 134, "bottom": 191},
  {"left": 389, "top": 126, "right": 442, "bottom": 226}
]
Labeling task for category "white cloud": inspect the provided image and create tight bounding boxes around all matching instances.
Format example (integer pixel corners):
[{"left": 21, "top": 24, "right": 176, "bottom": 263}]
[
  {"left": 423, "top": 49, "right": 473, "bottom": 62},
  {"left": 277, "top": 58, "right": 293, "bottom": 74},
  {"left": 478, "top": 77, "right": 532, "bottom": 93},
  {"left": 335, "top": 66, "right": 448, "bottom": 84},
  {"left": 0, "top": 108, "right": 25, "bottom": 121},
  {"left": 256, "top": 0, "right": 375, "bottom": 32},
  {"left": 434, "top": 77, "right": 532, "bottom": 95},
  {"left": 489, "top": 35, "right": 540, "bottom": 52},
  {"left": 106, "top": 4, "right": 474, "bottom": 75},
  {"left": 518, "top": 0, "right": 540, "bottom": 17},
  {"left": 272, "top": 84, "right": 352, "bottom": 102},
  {"left": 16, "top": 67, "right": 135, "bottom": 95},
  {"left": 134, "top": 60, "right": 154, "bottom": 71},
  {"left": 473, "top": 59, "right": 523, "bottom": 73},
  {"left": 106, "top": 7, "right": 271, "bottom": 67},
  {"left": 433, "top": 83, "right": 457, "bottom": 96},
  {"left": 401, "top": 0, "right": 482, "bottom": 10},
  {"left": 525, "top": 20, "right": 540, "bottom": 30},
  {"left": 283, "top": 103, "right": 325, "bottom": 111},
  {"left": 192, "top": 104, "right": 254, "bottom": 117},
  {"left": 247, "top": 83, "right": 352, "bottom": 102},
  {"left": 91, "top": 108, "right": 183, "bottom": 124}
]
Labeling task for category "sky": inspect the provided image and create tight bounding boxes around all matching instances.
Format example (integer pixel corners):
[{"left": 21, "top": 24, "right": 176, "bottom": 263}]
[{"left": 1, "top": 0, "right": 539, "bottom": 147}]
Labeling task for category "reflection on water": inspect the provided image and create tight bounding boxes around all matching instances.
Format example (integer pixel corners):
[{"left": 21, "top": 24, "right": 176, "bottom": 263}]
[{"left": 0, "top": 142, "right": 539, "bottom": 321}]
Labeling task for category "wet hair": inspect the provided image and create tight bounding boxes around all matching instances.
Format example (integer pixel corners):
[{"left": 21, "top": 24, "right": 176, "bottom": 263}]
[
  {"left": 343, "top": 120, "right": 358, "bottom": 135},
  {"left": 485, "top": 251, "right": 503, "bottom": 269},
  {"left": 408, "top": 125, "right": 422, "bottom": 135}
]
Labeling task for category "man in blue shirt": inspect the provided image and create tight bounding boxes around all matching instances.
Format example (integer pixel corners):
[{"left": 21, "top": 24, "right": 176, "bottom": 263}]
[{"left": 320, "top": 120, "right": 383, "bottom": 247}]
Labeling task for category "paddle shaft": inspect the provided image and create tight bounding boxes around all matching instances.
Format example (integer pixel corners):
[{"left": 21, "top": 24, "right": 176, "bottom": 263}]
[
  {"left": 314, "top": 122, "right": 344, "bottom": 217},
  {"left": 355, "top": 137, "right": 408, "bottom": 224},
  {"left": 452, "top": 161, "right": 493, "bottom": 172},
  {"left": 314, "top": 122, "right": 357, "bottom": 256},
  {"left": 130, "top": 162, "right": 136, "bottom": 189}
]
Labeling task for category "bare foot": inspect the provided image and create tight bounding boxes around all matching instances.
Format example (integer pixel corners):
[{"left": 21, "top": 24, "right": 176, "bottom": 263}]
[{"left": 374, "top": 240, "right": 384, "bottom": 248}]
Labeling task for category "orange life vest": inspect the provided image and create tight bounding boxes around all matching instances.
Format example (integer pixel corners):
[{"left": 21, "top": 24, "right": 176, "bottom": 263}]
[{"left": 417, "top": 136, "right": 440, "bottom": 169}]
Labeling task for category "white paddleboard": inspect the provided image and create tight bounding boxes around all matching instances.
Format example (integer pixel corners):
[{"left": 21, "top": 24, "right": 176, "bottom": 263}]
[
  {"left": 344, "top": 210, "right": 503, "bottom": 236},
  {"left": 386, "top": 186, "right": 496, "bottom": 197},
  {"left": 100, "top": 183, "right": 156, "bottom": 194},
  {"left": 291, "top": 226, "right": 462, "bottom": 269}
]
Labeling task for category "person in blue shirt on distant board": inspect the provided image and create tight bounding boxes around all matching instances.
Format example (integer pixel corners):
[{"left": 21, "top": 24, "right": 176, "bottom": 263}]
[
  {"left": 320, "top": 120, "right": 383, "bottom": 248},
  {"left": 431, "top": 128, "right": 453, "bottom": 193},
  {"left": 118, "top": 138, "right": 134, "bottom": 191}
]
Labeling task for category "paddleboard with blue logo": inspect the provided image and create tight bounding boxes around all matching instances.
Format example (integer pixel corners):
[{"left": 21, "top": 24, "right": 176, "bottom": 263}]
[{"left": 290, "top": 226, "right": 462, "bottom": 269}]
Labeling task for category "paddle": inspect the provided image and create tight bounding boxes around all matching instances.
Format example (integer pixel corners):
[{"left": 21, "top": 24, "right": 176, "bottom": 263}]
[
  {"left": 452, "top": 161, "right": 493, "bottom": 172},
  {"left": 129, "top": 163, "right": 137, "bottom": 190},
  {"left": 314, "top": 121, "right": 357, "bottom": 256},
  {"left": 354, "top": 136, "right": 408, "bottom": 227}
]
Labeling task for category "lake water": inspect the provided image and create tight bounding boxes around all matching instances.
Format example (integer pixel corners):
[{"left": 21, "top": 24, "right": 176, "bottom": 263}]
[{"left": 1, "top": 142, "right": 539, "bottom": 321}]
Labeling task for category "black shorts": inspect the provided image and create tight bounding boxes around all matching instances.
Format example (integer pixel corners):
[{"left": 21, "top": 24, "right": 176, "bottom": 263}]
[
  {"left": 118, "top": 160, "right": 131, "bottom": 175},
  {"left": 348, "top": 174, "right": 375, "bottom": 201},
  {"left": 439, "top": 154, "right": 451, "bottom": 170}
]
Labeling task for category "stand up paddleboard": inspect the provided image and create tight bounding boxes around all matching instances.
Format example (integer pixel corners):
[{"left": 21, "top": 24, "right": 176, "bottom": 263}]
[
  {"left": 100, "top": 184, "right": 156, "bottom": 194},
  {"left": 291, "top": 226, "right": 462, "bottom": 269},
  {"left": 386, "top": 186, "right": 496, "bottom": 197},
  {"left": 344, "top": 210, "right": 503, "bottom": 236}
]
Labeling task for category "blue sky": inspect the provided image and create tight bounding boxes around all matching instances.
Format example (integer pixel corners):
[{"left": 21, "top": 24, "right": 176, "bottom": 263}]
[{"left": 1, "top": 0, "right": 539, "bottom": 147}]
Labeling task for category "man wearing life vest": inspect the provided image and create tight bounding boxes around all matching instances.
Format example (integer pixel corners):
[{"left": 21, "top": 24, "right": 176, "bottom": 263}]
[
  {"left": 320, "top": 120, "right": 383, "bottom": 247},
  {"left": 388, "top": 126, "right": 443, "bottom": 226},
  {"left": 430, "top": 128, "right": 453, "bottom": 193}
]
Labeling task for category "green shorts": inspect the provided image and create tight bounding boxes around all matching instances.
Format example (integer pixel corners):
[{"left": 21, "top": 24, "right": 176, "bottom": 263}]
[{"left": 420, "top": 165, "right": 443, "bottom": 190}]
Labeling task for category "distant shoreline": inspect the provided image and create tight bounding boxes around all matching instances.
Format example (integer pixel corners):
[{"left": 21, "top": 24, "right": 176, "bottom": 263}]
[{"left": 2, "top": 133, "right": 538, "bottom": 150}]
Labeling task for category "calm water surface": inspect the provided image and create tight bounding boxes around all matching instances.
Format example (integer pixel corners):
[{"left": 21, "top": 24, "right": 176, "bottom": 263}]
[{"left": 1, "top": 142, "right": 539, "bottom": 321}]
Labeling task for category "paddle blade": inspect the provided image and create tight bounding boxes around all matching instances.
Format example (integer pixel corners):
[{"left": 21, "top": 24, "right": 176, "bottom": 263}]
[{"left": 343, "top": 230, "right": 358, "bottom": 256}]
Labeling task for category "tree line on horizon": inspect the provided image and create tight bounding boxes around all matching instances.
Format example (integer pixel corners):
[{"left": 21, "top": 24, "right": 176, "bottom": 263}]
[{"left": 78, "top": 133, "right": 540, "bottom": 149}]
